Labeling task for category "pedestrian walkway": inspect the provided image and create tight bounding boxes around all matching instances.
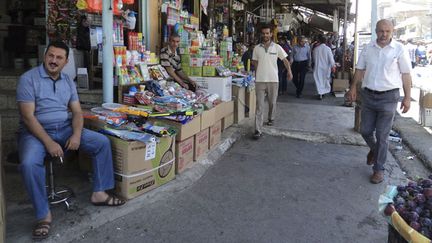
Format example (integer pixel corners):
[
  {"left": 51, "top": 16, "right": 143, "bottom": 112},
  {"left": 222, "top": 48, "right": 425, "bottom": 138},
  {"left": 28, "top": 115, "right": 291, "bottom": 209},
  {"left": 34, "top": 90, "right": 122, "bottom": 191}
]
[{"left": 5, "top": 71, "right": 432, "bottom": 242}]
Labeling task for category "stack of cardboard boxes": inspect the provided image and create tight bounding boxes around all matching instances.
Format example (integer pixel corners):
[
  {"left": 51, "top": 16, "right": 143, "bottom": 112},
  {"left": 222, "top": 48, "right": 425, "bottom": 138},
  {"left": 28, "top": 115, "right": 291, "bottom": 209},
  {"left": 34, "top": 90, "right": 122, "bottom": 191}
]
[{"left": 82, "top": 119, "right": 176, "bottom": 199}]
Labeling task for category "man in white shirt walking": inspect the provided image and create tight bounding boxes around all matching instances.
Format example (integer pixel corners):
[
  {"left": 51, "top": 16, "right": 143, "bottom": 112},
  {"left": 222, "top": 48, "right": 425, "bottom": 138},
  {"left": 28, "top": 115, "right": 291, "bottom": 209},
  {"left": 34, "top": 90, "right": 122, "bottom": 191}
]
[
  {"left": 346, "top": 19, "right": 412, "bottom": 184},
  {"left": 252, "top": 24, "right": 293, "bottom": 139},
  {"left": 312, "top": 35, "right": 335, "bottom": 99}
]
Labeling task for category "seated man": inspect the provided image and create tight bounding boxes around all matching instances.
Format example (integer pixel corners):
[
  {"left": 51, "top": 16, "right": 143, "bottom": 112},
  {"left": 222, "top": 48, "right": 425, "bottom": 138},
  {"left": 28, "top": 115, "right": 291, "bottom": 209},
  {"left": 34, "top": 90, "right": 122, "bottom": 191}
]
[
  {"left": 16, "top": 41, "right": 125, "bottom": 240},
  {"left": 160, "top": 33, "right": 197, "bottom": 91}
]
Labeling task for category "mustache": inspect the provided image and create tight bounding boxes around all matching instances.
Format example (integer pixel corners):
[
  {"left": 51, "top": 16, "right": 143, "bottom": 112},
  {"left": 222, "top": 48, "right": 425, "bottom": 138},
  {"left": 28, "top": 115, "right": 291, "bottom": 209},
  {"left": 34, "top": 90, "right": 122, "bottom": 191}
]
[{"left": 49, "top": 63, "right": 58, "bottom": 67}]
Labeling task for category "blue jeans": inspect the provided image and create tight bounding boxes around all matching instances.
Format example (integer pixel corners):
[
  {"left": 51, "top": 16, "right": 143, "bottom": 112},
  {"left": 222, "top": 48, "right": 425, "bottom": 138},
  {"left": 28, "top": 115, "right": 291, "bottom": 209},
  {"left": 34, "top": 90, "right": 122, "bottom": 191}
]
[
  {"left": 18, "top": 122, "right": 114, "bottom": 220},
  {"left": 360, "top": 88, "right": 399, "bottom": 172}
]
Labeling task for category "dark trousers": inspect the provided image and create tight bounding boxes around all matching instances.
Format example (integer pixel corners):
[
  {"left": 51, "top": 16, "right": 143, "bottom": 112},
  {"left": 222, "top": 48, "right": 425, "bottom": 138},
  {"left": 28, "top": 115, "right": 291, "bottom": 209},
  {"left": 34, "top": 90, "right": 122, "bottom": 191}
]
[
  {"left": 292, "top": 60, "right": 308, "bottom": 95},
  {"left": 278, "top": 68, "right": 287, "bottom": 94},
  {"left": 360, "top": 88, "right": 399, "bottom": 172}
]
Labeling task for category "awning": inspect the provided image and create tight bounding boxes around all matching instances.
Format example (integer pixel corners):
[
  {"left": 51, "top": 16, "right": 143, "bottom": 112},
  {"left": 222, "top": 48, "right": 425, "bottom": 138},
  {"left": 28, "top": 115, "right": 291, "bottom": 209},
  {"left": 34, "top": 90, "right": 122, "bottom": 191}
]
[{"left": 394, "top": 17, "right": 419, "bottom": 30}]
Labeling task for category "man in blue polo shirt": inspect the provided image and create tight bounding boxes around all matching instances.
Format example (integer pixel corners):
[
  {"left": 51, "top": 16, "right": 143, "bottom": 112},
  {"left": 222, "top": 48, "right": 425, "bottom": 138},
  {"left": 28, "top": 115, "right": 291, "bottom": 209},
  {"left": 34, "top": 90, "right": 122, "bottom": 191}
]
[{"left": 16, "top": 41, "right": 125, "bottom": 240}]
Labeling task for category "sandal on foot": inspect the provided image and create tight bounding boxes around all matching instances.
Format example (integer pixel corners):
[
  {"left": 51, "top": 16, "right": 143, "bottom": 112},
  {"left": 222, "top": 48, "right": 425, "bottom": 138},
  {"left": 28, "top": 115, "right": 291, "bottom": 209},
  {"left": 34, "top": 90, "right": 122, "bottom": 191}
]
[
  {"left": 92, "top": 194, "right": 125, "bottom": 207},
  {"left": 32, "top": 221, "right": 51, "bottom": 240}
]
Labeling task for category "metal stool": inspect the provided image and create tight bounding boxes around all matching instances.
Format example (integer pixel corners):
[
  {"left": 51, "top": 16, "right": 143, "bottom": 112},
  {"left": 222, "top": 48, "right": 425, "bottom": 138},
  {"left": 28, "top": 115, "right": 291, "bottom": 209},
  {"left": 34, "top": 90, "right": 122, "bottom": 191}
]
[{"left": 45, "top": 156, "right": 74, "bottom": 210}]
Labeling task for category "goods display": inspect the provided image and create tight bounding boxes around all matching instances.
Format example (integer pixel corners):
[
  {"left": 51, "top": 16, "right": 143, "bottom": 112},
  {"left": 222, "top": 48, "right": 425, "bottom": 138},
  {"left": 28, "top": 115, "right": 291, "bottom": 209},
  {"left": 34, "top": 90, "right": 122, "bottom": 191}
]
[{"left": 380, "top": 177, "right": 432, "bottom": 242}]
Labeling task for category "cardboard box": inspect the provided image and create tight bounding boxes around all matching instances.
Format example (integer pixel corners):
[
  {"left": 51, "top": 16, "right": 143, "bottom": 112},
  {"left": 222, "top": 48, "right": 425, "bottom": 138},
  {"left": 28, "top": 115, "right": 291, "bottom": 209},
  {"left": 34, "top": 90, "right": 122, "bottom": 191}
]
[
  {"left": 113, "top": 135, "right": 176, "bottom": 199},
  {"left": 215, "top": 101, "right": 234, "bottom": 122},
  {"left": 153, "top": 116, "right": 201, "bottom": 142},
  {"left": 336, "top": 71, "right": 351, "bottom": 79},
  {"left": 232, "top": 85, "right": 246, "bottom": 124},
  {"left": 114, "top": 158, "right": 175, "bottom": 200},
  {"left": 191, "top": 76, "right": 232, "bottom": 101},
  {"left": 182, "top": 66, "right": 191, "bottom": 76},
  {"left": 180, "top": 54, "right": 190, "bottom": 65},
  {"left": 194, "top": 129, "right": 209, "bottom": 161},
  {"left": 190, "top": 67, "right": 202, "bottom": 76},
  {"left": 332, "top": 79, "right": 349, "bottom": 92},
  {"left": 190, "top": 58, "right": 203, "bottom": 67},
  {"left": 175, "top": 136, "right": 194, "bottom": 174},
  {"left": 422, "top": 92, "right": 432, "bottom": 108},
  {"left": 420, "top": 107, "right": 432, "bottom": 127},
  {"left": 245, "top": 88, "right": 256, "bottom": 117},
  {"left": 222, "top": 113, "right": 234, "bottom": 131},
  {"left": 209, "top": 120, "right": 222, "bottom": 149},
  {"left": 201, "top": 107, "right": 216, "bottom": 130},
  {"left": 109, "top": 135, "right": 175, "bottom": 175},
  {"left": 202, "top": 66, "right": 216, "bottom": 77}
]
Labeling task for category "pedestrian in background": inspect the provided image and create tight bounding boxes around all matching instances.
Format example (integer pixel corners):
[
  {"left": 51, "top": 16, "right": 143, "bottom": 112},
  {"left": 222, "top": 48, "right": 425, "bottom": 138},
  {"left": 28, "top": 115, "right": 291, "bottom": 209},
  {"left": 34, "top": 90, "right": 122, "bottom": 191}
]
[
  {"left": 252, "top": 24, "right": 293, "bottom": 139},
  {"left": 312, "top": 35, "right": 335, "bottom": 100},
  {"left": 291, "top": 36, "right": 311, "bottom": 98},
  {"left": 346, "top": 19, "right": 412, "bottom": 184},
  {"left": 277, "top": 35, "right": 292, "bottom": 95}
]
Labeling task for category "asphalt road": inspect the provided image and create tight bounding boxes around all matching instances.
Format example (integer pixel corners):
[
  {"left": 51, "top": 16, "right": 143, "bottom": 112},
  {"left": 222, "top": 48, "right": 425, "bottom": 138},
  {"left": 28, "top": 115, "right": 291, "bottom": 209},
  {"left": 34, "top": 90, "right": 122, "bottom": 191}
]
[{"left": 72, "top": 136, "right": 405, "bottom": 243}]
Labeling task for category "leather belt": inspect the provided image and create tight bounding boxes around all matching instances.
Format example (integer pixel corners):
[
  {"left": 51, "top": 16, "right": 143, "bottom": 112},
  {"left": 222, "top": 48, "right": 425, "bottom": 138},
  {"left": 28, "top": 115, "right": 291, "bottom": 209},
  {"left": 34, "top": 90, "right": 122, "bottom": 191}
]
[{"left": 364, "top": 87, "right": 399, "bottom": 94}]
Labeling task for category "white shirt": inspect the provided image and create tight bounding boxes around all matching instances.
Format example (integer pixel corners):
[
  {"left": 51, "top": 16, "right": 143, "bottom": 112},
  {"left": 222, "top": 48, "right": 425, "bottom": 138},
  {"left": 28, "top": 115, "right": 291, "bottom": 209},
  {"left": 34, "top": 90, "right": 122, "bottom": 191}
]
[
  {"left": 252, "top": 42, "right": 288, "bottom": 83},
  {"left": 356, "top": 39, "right": 411, "bottom": 91}
]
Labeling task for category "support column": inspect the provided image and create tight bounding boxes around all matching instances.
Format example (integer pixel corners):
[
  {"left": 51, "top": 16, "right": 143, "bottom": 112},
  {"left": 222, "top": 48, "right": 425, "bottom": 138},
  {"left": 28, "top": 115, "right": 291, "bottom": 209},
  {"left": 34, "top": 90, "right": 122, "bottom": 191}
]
[
  {"left": 371, "top": 0, "right": 378, "bottom": 41},
  {"left": 102, "top": 0, "right": 114, "bottom": 103},
  {"left": 333, "top": 8, "right": 339, "bottom": 32}
]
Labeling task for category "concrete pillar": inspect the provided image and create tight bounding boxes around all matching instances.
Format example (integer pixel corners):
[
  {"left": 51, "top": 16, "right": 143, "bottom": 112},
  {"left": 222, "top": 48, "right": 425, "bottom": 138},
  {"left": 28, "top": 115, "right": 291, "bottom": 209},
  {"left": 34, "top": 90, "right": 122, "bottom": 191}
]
[
  {"left": 102, "top": 0, "right": 114, "bottom": 103},
  {"left": 371, "top": 0, "right": 378, "bottom": 41},
  {"left": 333, "top": 9, "right": 339, "bottom": 32}
]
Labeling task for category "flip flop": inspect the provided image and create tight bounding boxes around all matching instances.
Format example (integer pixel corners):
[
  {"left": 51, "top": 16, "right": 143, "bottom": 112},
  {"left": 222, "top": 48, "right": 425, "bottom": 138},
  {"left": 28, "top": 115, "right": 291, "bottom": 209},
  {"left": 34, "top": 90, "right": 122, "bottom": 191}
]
[
  {"left": 92, "top": 194, "right": 125, "bottom": 207},
  {"left": 32, "top": 221, "right": 51, "bottom": 240}
]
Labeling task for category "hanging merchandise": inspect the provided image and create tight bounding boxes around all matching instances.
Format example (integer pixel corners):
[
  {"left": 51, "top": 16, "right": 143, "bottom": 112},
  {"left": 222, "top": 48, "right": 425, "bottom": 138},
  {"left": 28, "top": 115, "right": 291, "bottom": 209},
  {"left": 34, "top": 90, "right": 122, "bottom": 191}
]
[
  {"left": 86, "top": 0, "right": 122, "bottom": 15},
  {"left": 201, "top": 0, "right": 208, "bottom": 15},
  {"left": 123, "top": 0, "right": 135, "bottom": 4}
]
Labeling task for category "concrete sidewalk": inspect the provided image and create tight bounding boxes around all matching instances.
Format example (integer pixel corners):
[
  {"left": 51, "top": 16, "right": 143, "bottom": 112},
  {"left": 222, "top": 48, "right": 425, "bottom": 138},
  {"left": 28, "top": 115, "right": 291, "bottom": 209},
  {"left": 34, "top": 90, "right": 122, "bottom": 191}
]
[{"left": 5, "top": 72, "right": 432, "bottom": 242}]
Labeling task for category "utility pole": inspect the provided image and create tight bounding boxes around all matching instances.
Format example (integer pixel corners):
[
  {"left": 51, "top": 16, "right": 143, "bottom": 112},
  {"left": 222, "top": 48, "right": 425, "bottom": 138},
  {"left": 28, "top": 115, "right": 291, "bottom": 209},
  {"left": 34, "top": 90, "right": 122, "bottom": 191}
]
[
  {"left": 102, "top": 0, "right": 114, "bottom": 103},
  {"left": 371, "top": 0, "right": 377, "bottom": 41}
]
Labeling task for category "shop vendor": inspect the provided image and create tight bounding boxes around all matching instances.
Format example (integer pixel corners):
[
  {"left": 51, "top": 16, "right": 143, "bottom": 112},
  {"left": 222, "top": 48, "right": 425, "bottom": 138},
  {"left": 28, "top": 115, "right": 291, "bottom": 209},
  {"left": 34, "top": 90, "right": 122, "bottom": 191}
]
[{"left": 160, "top": 33, "right": 197, "bottom": 91}]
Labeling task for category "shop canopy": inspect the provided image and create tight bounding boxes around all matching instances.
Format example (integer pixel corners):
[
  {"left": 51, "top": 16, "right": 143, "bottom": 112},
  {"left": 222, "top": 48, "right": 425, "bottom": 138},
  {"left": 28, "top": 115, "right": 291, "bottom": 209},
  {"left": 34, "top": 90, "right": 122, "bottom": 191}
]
[{"left": 249, "top": 0, "right": 353, "bottom": 21}]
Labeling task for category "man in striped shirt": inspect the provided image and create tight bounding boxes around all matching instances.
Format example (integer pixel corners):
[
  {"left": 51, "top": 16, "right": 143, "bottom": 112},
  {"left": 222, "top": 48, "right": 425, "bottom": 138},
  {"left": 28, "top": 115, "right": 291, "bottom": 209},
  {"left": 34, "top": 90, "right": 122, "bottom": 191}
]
[{"left": 160, "top": 33, "right": 197, "bottom": 91}]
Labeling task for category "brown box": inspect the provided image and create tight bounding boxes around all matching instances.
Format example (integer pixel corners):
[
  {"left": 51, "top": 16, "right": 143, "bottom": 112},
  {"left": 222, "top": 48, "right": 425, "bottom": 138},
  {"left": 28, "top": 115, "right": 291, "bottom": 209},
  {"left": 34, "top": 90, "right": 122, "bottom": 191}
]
[
  {"left": 114, "top": 159, "right": 175, "bottom": 200},
  {"left": 109, "top": 135, "right": 175, "bottom": 175},
  {"left": 154, "top": 116, "right": 201, "bottom": 142},
  {"left": 232, "top": 85, "right": 246, "bottom": 124},
  {"left": 422, "top": 92, "right": 432, "bottom": 108},
  {"left": 332, "top": 79, "right": 350, "bottom": 92},
  {"left": 194, "top": 128, "right": 209, "bottom": 161},
  {"left": 215, "top": 101, "right": 234, "bottom": 121},
  {"left": 209, "top": 120, "right": 222, "bottom": 149},
  {"left": 200, "top": 107, "right": 216, "bottom": 130},
  {"left": 245, "top": 88, "right": 256, "bottom": 117},
  {"left": 222, "top": 113, "right": 234, "bottom": 131},
  {"left": 175, "top": 136, "right": 194, "bottom": 174},
  {"left": 113, "top": 135, "right": 176, "bottom": 200},
  {"left": 336, "top": 71, "right": 350, "bottom": 79}
]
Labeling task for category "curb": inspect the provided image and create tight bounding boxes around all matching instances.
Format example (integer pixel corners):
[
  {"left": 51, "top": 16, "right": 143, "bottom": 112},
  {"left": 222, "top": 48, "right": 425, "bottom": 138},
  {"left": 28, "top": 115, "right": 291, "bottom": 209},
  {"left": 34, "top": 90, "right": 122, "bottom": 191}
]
[{"left": 393, "top": 115, "right": 432, "bottom": 171}]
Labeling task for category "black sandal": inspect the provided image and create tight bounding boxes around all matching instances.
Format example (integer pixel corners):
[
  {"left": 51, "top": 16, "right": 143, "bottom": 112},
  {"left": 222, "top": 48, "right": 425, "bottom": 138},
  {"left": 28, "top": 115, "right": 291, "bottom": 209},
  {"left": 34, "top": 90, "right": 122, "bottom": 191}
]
[
  {"left": 32, "top": 221, "right": 51, "bottom": 240},
  {"left": 92, "top": 194, "right": 125, "bottom": 207}
]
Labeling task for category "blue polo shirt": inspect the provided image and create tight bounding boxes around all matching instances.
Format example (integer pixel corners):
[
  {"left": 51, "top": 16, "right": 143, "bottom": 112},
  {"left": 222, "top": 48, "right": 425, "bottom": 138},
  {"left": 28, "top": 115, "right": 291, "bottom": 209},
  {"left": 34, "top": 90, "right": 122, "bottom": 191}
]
[{"left": 16, "top": 64, "right": 79, "bottom": 127}]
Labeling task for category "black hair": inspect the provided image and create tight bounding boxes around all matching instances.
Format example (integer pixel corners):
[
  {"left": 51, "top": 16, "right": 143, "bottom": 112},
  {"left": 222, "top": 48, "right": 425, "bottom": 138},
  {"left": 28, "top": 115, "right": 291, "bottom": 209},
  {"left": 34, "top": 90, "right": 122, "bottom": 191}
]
[
  {"left": 318, "top": 35, "right": 327, "bottom": 44},
  {"left": 169, "top": 32, "right": 180, "bottom": 39},
  {"left": 46, "top": 40, "right": 69, "bottom": 58},
  {"left": 261, "top": 24, "right": 272, "bottom": 31}
]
